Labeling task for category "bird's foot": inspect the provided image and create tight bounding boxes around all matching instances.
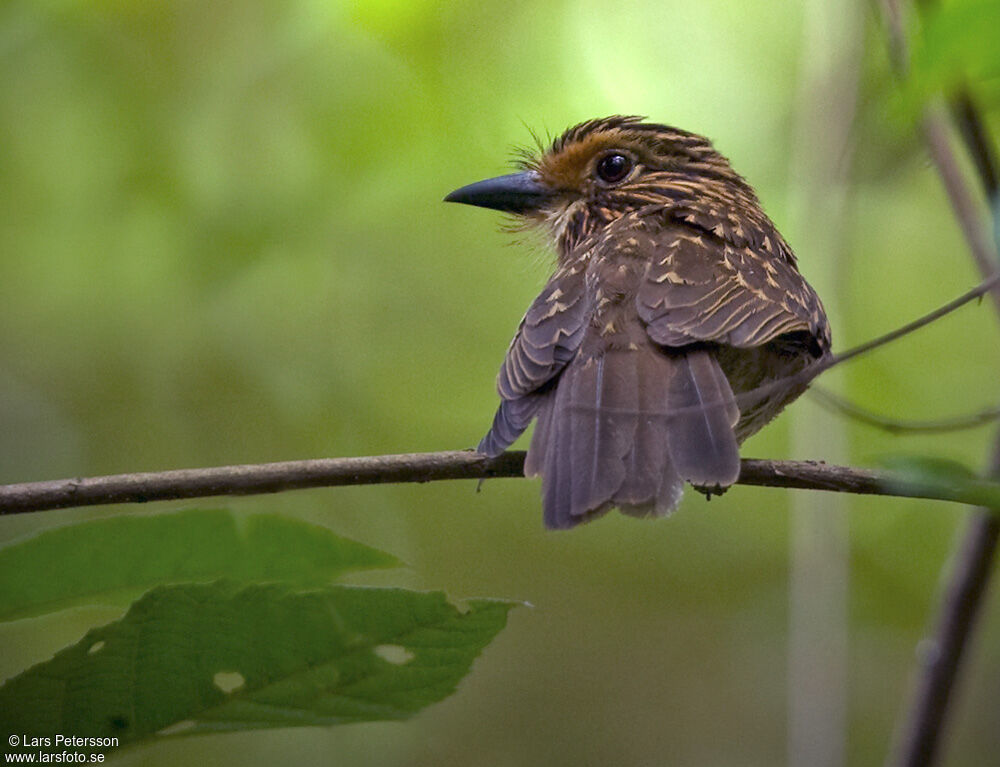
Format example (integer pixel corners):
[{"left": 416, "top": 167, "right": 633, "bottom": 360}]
[{"left": 692, "top": 483, "right": 731, "bottom": 501}]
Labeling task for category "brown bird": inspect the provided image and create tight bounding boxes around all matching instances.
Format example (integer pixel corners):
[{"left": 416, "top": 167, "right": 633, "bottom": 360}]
[{"left": 445, "top": 116, "right": 831, "bottom": 529}]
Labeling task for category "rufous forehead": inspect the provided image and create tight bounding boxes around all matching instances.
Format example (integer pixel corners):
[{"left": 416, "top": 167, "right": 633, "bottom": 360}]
[{"left": 537, "top": 131, "right": 638, "bottom": 189}]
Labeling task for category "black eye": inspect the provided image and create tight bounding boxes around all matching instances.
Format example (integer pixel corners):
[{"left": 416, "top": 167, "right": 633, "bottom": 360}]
[{"left": 595, "top": 152, "right": 633, "bottom": 184}]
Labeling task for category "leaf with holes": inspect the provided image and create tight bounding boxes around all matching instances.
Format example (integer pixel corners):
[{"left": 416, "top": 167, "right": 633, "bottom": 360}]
[
  {"left": 0, "top": 581, "right": 519, "bottom": 750},
  {"left": 0, "top": 509, "right": 400, "bottom": 621}
]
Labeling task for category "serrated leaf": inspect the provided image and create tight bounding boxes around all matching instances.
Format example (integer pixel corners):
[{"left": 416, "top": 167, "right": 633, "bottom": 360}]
[
  {"left": 0, "top": 582, "right": 518, "bottom": 750},
  {"left": 0, "top": 510, "right": 400, "bottom": 621}
]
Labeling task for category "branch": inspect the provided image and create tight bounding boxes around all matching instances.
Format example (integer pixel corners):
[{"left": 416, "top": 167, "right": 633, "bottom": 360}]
[
  {"left": 0, "top": 230, "right": 994, "bottom": 518},
  {"left": 890, "top": 441, "right": 1000, "bottom": 767},
  {"left": 725, "top": 270, "right": 998, "bottom": 417},
  {"left": 820, "top": 272, "right": 998, "bottom": 369},
  {"left": 878, "top": 0, "right": 1000, "bottom": 306},
  {"left": 0, "top": 261, "right": 984, "bottom": 516},
  {"left": 0, "top": 451, "right": 524, "bottom": 515},
  {"left": 951, "top": 91, "right": 999, "bottom": 200},
  {"left": 809, "top": 386, "right": 1000, "bottom": 434},
  {"left": 0, "top": 451, "right": 998, "bottom": 516},
  {"left": 922, "top": 112, "right": 1000, "bottom": 311},
  {"left": 880, "top": 3, "right": 1000, "bottom": 766},
  {"left": 670, "top": 269, "right": 999, "bottom": 423}
]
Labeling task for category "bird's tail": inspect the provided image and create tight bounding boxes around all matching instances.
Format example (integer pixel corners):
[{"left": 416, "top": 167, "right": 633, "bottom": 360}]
[{"left": 525, "top": 347, "right": 740, "bottom": 529}]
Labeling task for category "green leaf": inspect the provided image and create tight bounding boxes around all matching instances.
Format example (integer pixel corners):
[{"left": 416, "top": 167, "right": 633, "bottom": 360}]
[
  {"left": 879, "top": 455, "right": 978, "bottom": 481},
  {"left": 879, "top": 456, "right": 1000, "bottom": 510},
  {"left": 905, "top": 0, "right": 1000, "bottom": 111},
  {"left": 0, "top": 510, "right": 400, "bottom": 621},
  {"left": 918, "top": 0, "right": 1000, "bottom": 81},
  {"left": 0, "top": 582, "right": 517, "bottom": 750}
]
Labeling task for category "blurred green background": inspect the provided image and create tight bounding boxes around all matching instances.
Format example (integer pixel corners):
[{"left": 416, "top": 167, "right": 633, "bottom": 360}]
[{"left": 2, "top": 0, "right": 999, "bottom": 764}]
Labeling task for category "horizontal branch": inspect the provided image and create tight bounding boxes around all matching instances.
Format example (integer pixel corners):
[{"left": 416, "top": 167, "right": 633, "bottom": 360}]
[
  {"left": 0, "top": 451, "right": 997, "bottom": 516},
  {"left": 1, "top": 259, "right": 994, "bottom": 519}
]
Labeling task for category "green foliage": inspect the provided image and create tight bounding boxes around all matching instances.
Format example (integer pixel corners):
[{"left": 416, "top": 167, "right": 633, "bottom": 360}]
[
  {"left": 0, "top": 510, "right": 517, "bottom": 753},
  {"left": 2, "top": 0, "right": 1000, "bottom": 764},
  {"left": 0, "top": 581, "right": 515, "bottom": 750},
  {"left": 910, "top": 0, "right": 1000, "bottom": 110},
  {"left": 0, "top": 510, "right": 399, "bottom": 621},
  {"left": 880, "top": 456, "right": 1000, "bottom": 510}
]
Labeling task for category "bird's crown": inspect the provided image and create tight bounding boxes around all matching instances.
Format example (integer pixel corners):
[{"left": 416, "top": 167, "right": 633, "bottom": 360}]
[{"left": 526, "top": 115, "right": 744, "bottom": 195}]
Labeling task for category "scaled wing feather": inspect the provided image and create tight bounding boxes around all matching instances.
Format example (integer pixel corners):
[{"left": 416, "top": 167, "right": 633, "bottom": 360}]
[
  {"left": 478, "top": 260, "right": 591, "bottom": 456},
  {"left": 634, "top": 226, "right": 828, "bottom": 350}
]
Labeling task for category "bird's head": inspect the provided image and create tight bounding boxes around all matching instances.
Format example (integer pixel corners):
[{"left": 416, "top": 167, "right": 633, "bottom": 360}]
[{"left": 445, "top": 115, "right": 758, "bottom": 254}]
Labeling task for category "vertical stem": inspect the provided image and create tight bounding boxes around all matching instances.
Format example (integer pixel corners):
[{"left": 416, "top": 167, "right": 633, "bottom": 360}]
[
  {"left": 879, "top": 12, "right": 1000, "bottom": 765},
  {"left": 888, "top": 443, "right": 1000, "bottom": 766},
  {"left": 950, "top": 92, "right": 999, "bottom": 200},
  {"left": 887, "top": 116, "right": 1000, "bottom": 765},
  {"left": 788, "top": 487, "right": 850, "bottom": 767},
  {"left": 786, "top": 2, "right": 864, "bottom": 765},
  {"left": 921, "top": 112, "right": 1000, "bottom": 313},
  {"left": 877, "top": 2, "right": 1000, "bottom": 762}
]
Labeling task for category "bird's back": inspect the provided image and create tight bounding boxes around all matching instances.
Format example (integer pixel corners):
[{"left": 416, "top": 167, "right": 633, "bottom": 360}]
[{"left": 446, "top": 116, "right": 831, "bottom": 529}]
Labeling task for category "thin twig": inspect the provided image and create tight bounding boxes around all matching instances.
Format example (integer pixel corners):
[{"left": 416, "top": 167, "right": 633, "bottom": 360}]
[
  {"left": 729, "top": 270, "right": 999, "bottom": 417},
  {"left": 735, "top": 268, "right": 999, "bottom": 415},
  {"left": 822, "top": 272, "right": 999, "bottom": 370},
  {"left": 639, "top": 268, "right": 997, "bottom": 419},
  {"left": 0, "top": 451, "right": 998, "bottom": 516},
  {"left": 809, "top": 386, "right": 1000, "bottom": 434}
]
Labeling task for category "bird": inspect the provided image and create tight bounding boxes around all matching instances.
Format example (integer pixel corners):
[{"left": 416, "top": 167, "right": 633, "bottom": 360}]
[{"left": 444, "top": 116, "right": 831, "bottom": 529}]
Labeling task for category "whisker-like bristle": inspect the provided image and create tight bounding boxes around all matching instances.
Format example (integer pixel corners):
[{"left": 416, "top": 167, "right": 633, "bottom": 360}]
[{"left": 509, "top": 143, "right": 541, "bottom": 171}]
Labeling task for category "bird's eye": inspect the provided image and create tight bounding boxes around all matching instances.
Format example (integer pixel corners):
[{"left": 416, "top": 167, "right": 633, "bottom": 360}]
[{"left": 595, "top": 152, "right": 633, "bottom": 184}]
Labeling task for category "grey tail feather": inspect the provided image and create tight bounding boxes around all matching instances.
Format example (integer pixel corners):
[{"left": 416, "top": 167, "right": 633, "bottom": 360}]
[
  {"left": 525, "top": 347, "right": 741, "bottom": 530},
  {"left": 666, "top": 349, "right": 741, "bottom": 488}
]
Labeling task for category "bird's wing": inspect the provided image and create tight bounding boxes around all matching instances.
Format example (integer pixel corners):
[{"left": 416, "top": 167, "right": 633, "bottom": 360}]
[
  {"left": 478, "top": 259, "right": 591, "bottom": 456},
  {"left": 496, "top": 260, "right": 590, "bottom": 399},
  {"left": 634, "top": 224, "right": 829, "bottom": 350}
]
